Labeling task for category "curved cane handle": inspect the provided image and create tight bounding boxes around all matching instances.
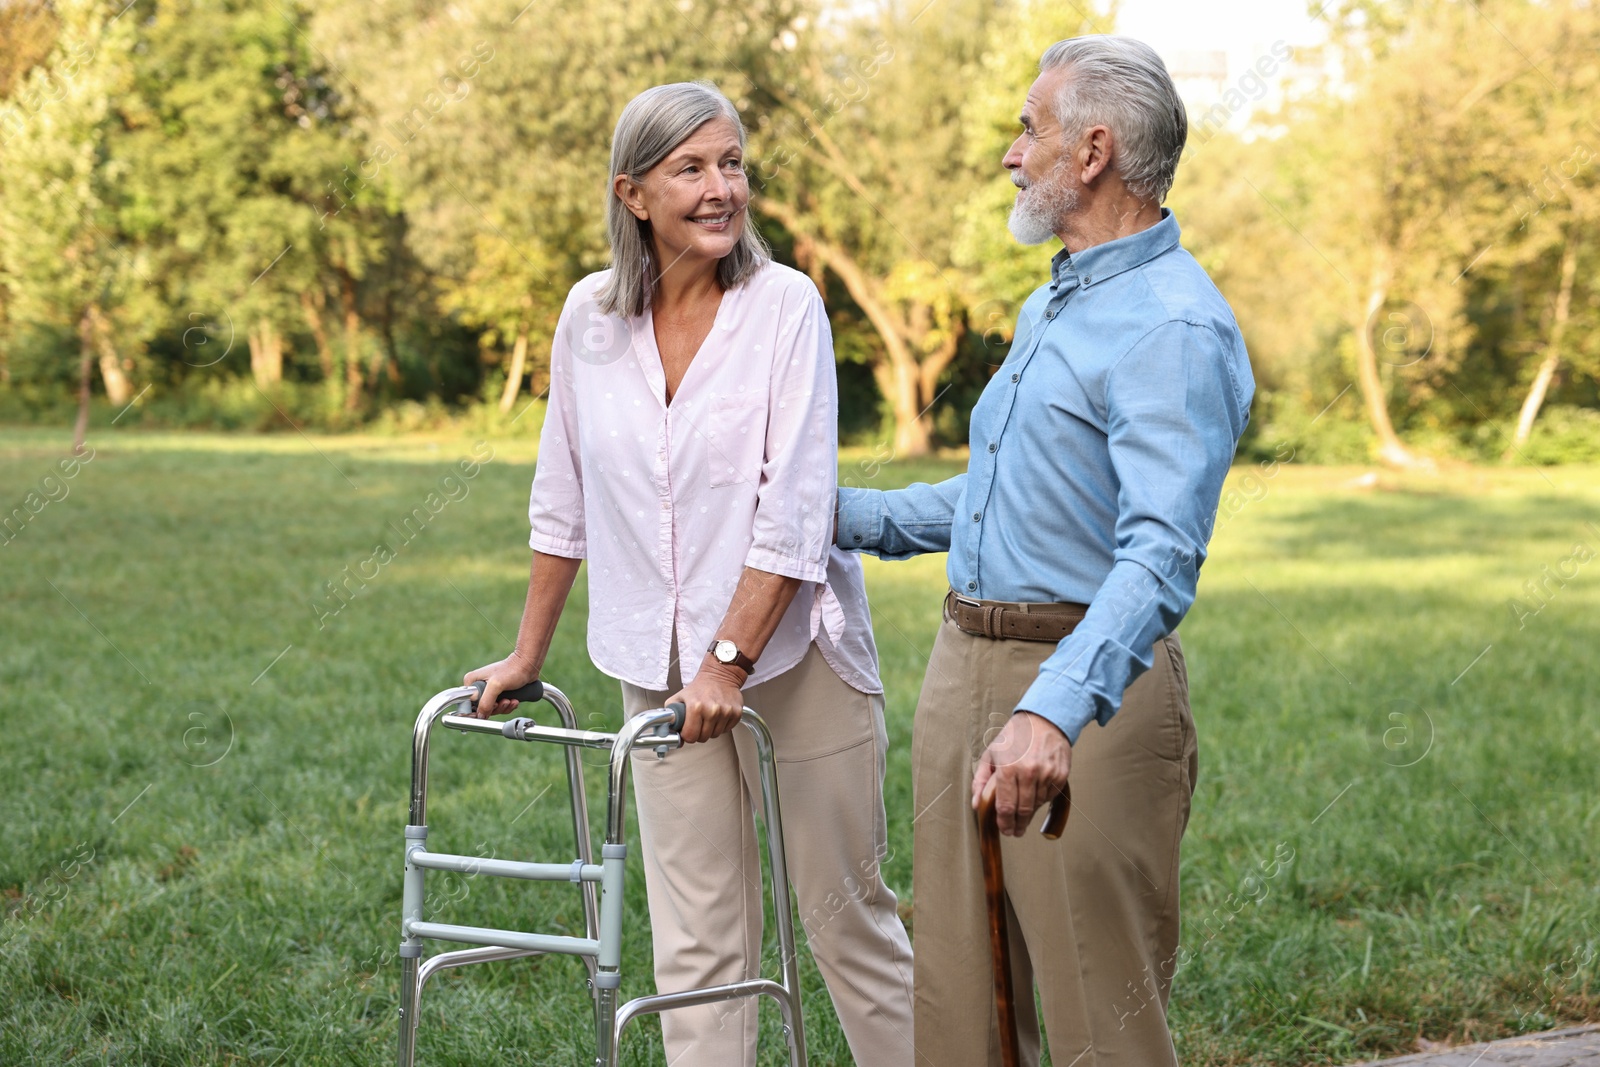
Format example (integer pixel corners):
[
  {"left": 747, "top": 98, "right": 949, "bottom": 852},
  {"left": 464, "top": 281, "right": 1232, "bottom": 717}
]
[{"left": 1040, "top": 782, "right": 1071, "bottom": 839}]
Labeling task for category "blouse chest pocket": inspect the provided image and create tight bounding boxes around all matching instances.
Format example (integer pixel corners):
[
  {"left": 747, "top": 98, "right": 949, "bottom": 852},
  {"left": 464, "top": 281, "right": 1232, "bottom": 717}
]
[{"left": 705, "top": 393, "right": 768, "bottom": 489}]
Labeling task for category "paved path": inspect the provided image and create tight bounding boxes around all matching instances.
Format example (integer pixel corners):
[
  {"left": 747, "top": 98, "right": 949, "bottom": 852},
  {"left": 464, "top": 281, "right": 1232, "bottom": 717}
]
[{"left": 1359, "top": 1026, "right": 1600, "bottom": 1066}]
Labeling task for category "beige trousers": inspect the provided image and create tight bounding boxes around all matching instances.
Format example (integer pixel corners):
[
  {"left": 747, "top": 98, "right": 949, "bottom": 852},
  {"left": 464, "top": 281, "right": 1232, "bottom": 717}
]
[
  {"left": 909, "top": 604, "right": 1197, "bottom": 1067},
  {"left": 620, "top": 642, "right": 916, "bottom": 1067}
]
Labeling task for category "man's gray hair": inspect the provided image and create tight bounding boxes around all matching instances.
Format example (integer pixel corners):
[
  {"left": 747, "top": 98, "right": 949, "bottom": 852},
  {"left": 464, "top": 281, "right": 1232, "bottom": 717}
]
[
  {"left": 1039, "top": 35, "right": 1187, "bottom": 203},
  {"left": 598, "top": 82, "right": 770, "bottom": 318}
]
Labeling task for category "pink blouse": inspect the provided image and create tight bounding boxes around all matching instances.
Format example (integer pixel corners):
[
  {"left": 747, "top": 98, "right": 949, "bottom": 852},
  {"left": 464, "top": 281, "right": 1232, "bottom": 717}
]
[{"left": 528, "top": 259, "right": 882, "bottom": 695}]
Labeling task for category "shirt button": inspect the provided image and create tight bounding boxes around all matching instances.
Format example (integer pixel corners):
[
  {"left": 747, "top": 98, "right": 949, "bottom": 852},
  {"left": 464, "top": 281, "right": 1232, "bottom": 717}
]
[
  {"left": 967, "top": 581, "right": 977, "bottom": 592},
  {"left": 987, "top": 442, "right": 997, "bottom": 453},
  {"left": 972, "top": 512, "right": 981, "bottom": 522},
  {"left": 1044, "top": 310, "right": 1055, "bottom": 319},
  {"left": 852, "top": 533, "right": 862, "bottom": 544},
  {"left": 1011, "top": 373, "right": 1020, "bottom": 383}
]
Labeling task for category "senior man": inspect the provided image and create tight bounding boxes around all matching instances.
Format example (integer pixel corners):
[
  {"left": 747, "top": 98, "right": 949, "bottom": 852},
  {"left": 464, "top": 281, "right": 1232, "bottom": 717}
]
[{"left": 837, "top": 35, "right": 1254, "bottom": 1067}]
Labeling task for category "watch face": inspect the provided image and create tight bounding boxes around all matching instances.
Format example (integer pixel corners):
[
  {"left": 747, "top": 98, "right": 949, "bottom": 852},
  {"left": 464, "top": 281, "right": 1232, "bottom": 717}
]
[{"left": 714, "top": 640, "right": 736, "bottom": 663}]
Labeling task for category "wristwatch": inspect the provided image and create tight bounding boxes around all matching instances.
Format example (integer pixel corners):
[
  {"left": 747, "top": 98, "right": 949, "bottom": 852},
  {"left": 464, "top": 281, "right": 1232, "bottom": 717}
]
[{"left": 708, "top": 639, "right": 757, "bottom": 674}]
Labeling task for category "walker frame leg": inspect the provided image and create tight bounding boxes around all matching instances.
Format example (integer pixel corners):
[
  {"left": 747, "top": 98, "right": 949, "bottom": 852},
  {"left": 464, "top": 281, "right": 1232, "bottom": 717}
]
[{"left": 396, "top": 685, "right": 807, "bottom": 1067}]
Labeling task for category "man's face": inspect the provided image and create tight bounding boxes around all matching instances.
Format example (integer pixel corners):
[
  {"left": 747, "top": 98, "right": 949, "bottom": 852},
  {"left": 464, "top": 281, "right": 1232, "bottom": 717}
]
[{"left": 1003, "top": 68, "right": 1080, "bottom": 245}]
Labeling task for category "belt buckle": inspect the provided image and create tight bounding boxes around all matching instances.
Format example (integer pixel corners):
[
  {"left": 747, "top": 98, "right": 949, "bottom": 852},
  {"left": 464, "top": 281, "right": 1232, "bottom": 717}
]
[{"left": 952, "top": 593, "right": 983, "bottom": 610}]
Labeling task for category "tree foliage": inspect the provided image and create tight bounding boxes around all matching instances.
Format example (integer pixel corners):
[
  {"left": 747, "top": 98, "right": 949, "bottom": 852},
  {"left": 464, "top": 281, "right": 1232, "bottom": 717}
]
[
  {"left": 1177, "top": 0, "right": 1600, "bottom": 464},
  {"left": 0, "top": 0, "right": 1597, "bottom": 464}
]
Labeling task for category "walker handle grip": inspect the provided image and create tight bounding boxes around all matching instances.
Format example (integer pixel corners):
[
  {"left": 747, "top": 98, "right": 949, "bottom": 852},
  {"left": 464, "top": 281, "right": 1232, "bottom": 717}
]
[
  {"left": 665, "top": 702, "right": 688, "bottom": 733},
  {"left": 470, "top": 678, "right": 545, "bottom": 707}
]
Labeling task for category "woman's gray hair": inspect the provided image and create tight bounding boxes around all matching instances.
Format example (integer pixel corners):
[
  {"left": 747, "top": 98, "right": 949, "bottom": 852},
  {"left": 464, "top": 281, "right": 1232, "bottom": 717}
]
[
  {"left": 598, "top": 82, "right": 770, "bottom": 318},
  {"left": 1039, "top": 36, "right": 1187, "bottom": 203}
]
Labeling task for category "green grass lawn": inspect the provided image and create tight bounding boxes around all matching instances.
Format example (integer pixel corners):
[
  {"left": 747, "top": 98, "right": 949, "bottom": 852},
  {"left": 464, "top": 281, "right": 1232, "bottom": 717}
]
[{"left": 1, "top": 426, "right": 1596, "bottom": 1066}]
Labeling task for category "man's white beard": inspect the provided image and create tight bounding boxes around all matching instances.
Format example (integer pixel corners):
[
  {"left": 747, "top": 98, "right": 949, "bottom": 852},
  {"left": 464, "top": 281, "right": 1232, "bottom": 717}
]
[{"left": 1007, "top": 161, "right": 1078, "bottom": 245}]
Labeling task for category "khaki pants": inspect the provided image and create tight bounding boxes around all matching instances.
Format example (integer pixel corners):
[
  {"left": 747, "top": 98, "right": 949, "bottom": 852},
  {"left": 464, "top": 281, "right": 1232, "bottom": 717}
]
[
  {"left": 620, "top": 643, "right": 916, "bottom": 1067},
  {"left": 910, "top": 604, "right": 1197, "bottom": 1067}
]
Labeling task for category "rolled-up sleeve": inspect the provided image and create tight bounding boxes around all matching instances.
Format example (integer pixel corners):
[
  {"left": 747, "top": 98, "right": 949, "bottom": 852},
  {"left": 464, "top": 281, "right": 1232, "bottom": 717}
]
[
  {"left": 744, "top": 283, "right": 835, "bottom": 583},
  {"left": 1018, "top": 320, "right": 1249, "bottom": 742},
  {"left": 528, "top": 299, "right": 587, "bottom": 559}
]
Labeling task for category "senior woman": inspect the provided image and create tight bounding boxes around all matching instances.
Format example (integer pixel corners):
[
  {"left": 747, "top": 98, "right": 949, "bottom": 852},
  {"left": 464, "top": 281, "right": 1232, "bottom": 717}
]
[{"left": 465, "top": 82, "right": 914, "bottom": 1066}]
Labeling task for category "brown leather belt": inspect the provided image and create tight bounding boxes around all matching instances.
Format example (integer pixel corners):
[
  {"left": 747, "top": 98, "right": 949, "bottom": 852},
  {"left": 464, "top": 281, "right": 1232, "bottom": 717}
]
[{"left": 943, "top": 591, "right": 1087, "bottom": 643}]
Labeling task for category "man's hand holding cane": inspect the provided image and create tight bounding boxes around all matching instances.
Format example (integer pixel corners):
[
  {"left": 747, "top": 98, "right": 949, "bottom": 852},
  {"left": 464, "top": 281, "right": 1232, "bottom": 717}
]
[{"left": 972, "top": 711, "right": 1073, "bottom": 837}]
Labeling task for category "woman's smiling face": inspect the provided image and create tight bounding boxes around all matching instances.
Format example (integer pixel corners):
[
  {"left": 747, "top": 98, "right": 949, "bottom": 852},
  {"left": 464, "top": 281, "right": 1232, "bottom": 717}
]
[{"left": 617, "top": 116, "right": 749, "bottom": 274}]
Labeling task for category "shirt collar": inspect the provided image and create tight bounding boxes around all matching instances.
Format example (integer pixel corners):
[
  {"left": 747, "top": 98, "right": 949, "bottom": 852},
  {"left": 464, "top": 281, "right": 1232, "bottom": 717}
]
[{"left": 1049, "top": 208, "right": 1181, "bottom": 290}]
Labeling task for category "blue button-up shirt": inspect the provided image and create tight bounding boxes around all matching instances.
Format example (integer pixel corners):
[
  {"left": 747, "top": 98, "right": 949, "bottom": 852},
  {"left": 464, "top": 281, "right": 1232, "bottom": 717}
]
[{"left": 837, "top": 210, "right": 1253, "bottom": 743}]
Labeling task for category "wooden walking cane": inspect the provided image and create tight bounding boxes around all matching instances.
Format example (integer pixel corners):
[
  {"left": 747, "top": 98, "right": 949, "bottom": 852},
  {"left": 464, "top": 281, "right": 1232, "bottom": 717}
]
[{"left": 978, "top": 785, "right": 1071, "bottom": 1067}]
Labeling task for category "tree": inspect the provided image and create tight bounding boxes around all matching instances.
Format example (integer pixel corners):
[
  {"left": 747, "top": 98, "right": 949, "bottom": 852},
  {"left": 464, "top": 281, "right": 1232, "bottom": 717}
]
[
  {"left": 114, "top": 0, "right": 389, "bottom": 403},
  {"left": 0, "top": 1, "right": 59, "bottom": 99},
  {"left": 315, "top": 0, "right": 815, "bottom": 413},
  {"left": 0, "top": 0, "right": 151, "bottom": 449},
  {"left": 757, "top": 0, "right": 1113, "bottom": 456},
  {"left": 1280, "top": 0, "right": 1539, "bottom": 467},
  {"left": 0, "top": 0, "right": 61, "bottom": 343},
  {"left": 754, "top": 1, "right": 976, "bottom": 456},
  {"left": 1483, "top": 2, "right": 1600, "bottom": 454}
]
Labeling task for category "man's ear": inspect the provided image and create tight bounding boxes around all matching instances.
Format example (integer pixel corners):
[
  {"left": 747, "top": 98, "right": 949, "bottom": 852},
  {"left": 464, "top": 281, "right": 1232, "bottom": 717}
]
[
  {"left": 1076, "top": 124, "right": 1114, "bottom": 185},
  {"left": 614, "top": 172, "right": 649, "bottom": 221}
]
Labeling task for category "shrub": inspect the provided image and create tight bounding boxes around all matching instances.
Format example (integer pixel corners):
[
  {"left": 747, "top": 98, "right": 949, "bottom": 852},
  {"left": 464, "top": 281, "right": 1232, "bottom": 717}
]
[{"left": 1517, "top": 405, "right": 1600, "bottom": 465}]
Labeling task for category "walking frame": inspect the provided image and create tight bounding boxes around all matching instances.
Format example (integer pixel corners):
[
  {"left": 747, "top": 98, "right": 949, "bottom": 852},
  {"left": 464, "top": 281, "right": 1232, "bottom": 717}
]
[{"left": 396, "top": 678, "right": 808, "bottom": 1066}]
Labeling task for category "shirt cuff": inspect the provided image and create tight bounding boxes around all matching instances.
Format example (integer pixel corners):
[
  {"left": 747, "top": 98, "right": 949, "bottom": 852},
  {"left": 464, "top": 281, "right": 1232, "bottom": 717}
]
[
  {"left": 744, "top": 545, "right": 829, "bottom": 584},
  {"left": 835, "top": 487, "right": 885, "bottom": 553},
  {"left": 1015, "top": 672, "right": 1098, "bottom": 746},
  {"left": 529, "top": 529, "right": 586, "bottom": 558}
]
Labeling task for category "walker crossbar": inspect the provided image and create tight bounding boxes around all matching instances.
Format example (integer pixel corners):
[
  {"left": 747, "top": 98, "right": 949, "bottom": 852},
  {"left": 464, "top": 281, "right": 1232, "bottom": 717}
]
[
  {"left": 405, "top": 921, "right": 601, "bottom": 956},
  {"left": 407, "top": 850, "right": 604, "bottom": 882},
  {"left": 395, "top": 681, "right": 808, "bottom": 1067}
]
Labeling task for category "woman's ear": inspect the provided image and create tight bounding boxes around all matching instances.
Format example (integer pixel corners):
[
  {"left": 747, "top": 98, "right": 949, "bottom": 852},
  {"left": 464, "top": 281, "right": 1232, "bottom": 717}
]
[{"left": 614, "top": 172, "right": 650, "bottom": 222}]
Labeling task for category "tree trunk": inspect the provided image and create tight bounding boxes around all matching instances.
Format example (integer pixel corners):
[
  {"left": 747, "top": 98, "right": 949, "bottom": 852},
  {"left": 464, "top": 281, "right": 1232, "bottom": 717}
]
[
  {"left": 369, "top": 344, "right": 400, "bottom": 390},
  {"left": 873, "top": 352, "right": 931, "bottom": 457},
  {"left": 499, "top": 323, "right": 530, "bottom": 412},
  {"left": 917, "top": 326, "right": 962, "bottom": 415},
  {"left": 339, "top": 269, "right": 364, "bottom": 411},
  {"left": 84, "top": 302, "right": 133, "bottom": 406},
  {"left": 73, "top": 310, "right": 96, "bottom": 454},
  {"left": 300, "top": 288, "right": 334, "bottom": 380},
  {"left": 249, "top": 318, "right": 283, "bottom": 386},
  {"left": 97, "top": 353, "right": 133, "bottom": 406},
  {"left": 1352, "top": 260, "right": 1419, "bottom": 468},
  {"left": 379, "top": 287, "right": 402, "bottom": 386},
  {"left": 1507, "top": 235, "right": 1579, "bottom": 456}
]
